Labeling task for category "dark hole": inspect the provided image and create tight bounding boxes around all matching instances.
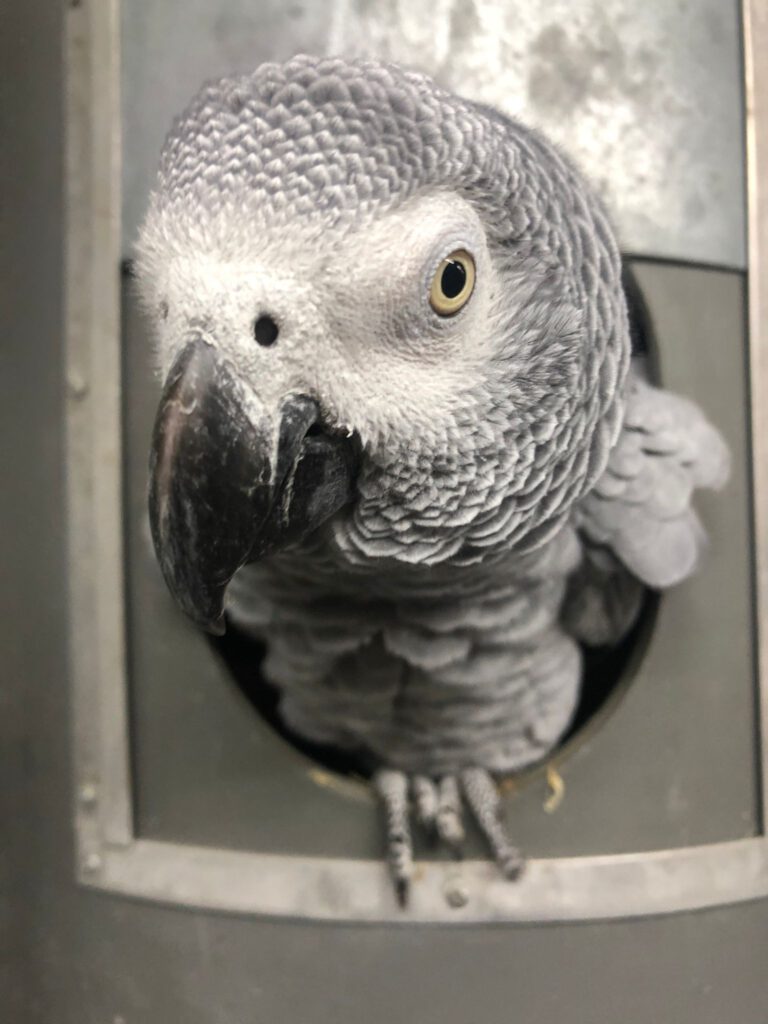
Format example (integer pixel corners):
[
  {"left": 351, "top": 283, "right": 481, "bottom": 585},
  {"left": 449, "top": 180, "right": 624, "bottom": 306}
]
[
  {"left": 441, "top": 259, "right": 466, "bottom": 299},
  {"left": 254, "top": 314, "right": 279, "bottom": 347}
]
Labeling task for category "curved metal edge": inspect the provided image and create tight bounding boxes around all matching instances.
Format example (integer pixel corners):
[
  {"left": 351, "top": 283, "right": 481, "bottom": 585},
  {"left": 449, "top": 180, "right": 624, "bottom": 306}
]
[{"left": 79, "top": 837, "right": 768, "bottom": 924}]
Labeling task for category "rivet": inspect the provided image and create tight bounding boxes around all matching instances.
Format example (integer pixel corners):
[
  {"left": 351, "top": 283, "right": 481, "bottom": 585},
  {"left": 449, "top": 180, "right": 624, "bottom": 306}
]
[
  {"left": 79, "top": 782, "right": 98, "bottom": 808},
  {"left": 83, "top": 852, "right": 102, "bottom": 873},
  {"left": 443, "top": 874, "right": 469, "bottom": 909},
  {"left": 67, "top": 373, "right": 89, "bottom": 400}
]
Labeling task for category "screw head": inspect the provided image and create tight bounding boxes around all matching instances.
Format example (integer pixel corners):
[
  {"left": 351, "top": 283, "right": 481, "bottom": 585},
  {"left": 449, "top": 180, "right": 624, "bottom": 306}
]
[
  {"left": 67, "top": 373, "right": 89, "bottom": 400},
  {"left": 79, "top": 782, "right": 98, "bottom": 808},
  {"left": 83, "top": 852, "right": 102, "bottom": 874},
  {"left": 443, "top": 874, "right": 469, "bottom": 909}
]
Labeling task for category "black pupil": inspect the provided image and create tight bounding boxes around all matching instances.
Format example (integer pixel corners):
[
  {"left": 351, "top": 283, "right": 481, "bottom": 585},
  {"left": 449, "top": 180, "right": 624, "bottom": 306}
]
[
  {"left": 441, "top": 259, "right": 466, "bottom": 299},
  {"left": 253, "top": 314, "right": 279, "bottom": 347}
]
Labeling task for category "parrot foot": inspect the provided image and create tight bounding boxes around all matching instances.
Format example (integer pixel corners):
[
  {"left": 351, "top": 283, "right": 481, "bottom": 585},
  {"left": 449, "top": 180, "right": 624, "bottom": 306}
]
[{"left": 373, "top": 766, "right": 525, "bottom": 905}]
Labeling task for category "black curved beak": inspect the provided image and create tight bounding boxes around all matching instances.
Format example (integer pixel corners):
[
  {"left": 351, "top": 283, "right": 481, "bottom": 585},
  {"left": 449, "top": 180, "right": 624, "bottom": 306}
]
[{"left": 149, "top": 339, "right": 358, "bottom": 634}]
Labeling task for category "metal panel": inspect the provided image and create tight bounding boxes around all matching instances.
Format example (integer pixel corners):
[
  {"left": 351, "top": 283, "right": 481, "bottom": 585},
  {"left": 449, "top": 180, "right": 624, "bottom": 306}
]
[
  {"left": 63, "top": 0, "right": 768, "bottom": 923},
  {"left": 121, "top": 0, "right": 746, "bottom": 268}
]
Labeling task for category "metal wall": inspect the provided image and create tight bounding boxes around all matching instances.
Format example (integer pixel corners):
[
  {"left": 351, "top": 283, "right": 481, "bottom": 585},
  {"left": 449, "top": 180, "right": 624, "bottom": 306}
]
[
  {"left": 121, "top": 0, "right": 746, "bottom": 267},
  {"left": 4, "top": 2, "right": 768, "bottom": 1022}
]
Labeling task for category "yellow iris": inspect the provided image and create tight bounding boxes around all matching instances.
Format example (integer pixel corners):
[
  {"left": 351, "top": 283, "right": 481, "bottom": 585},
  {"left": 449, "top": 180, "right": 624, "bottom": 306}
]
[{"left": 429, "top": 249, "right": 476, "bottom": 316}]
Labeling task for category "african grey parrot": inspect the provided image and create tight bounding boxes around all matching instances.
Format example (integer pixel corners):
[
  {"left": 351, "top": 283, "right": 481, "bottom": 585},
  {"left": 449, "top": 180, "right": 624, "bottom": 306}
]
[{"left": 137, "top": 55, "right": 729, "bottom": 901}]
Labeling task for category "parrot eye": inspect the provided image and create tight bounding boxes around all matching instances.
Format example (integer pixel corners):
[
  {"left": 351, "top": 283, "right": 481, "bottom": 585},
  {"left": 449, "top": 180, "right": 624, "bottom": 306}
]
[{"left": 429, "top": 249, "right": 475, "bottom": 316}]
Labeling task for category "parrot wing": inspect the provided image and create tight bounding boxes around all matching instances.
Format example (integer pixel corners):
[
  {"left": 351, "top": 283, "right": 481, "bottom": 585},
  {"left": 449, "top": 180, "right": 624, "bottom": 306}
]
[{"left": 566, "top": 362, "right": 729, "bottom": 643}]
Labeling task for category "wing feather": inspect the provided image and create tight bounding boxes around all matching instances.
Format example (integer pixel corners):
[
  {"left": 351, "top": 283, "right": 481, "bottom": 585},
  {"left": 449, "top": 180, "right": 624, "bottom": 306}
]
[{"left": 574, "top": 363, "right": 729, "bottom": 592}]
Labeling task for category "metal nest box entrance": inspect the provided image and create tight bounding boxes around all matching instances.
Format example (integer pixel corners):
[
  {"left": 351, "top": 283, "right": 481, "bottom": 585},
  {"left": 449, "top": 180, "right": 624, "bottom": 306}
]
[{"left": 65, "top": 0, "right": 768, "bottom": 922}]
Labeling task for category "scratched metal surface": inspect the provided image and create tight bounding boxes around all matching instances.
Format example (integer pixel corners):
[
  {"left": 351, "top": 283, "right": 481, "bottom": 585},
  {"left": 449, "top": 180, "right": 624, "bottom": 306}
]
[{"left": 121, "top": 0, "right": 746, "bottom": 267}]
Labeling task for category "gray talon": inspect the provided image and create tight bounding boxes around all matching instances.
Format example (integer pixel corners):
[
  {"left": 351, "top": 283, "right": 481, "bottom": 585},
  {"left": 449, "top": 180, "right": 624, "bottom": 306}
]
[
  {"left": 395, "top": 876, "right": 410, "bottom": 908},
  {"left": 498, "top": 848, "right": 526, "bottom": 881}
]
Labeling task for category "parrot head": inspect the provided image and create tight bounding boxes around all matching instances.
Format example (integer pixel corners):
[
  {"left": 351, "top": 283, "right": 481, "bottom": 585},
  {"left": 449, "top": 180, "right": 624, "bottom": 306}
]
[{"left": 136, "top": 55, "right": 629, "bottom": 634}]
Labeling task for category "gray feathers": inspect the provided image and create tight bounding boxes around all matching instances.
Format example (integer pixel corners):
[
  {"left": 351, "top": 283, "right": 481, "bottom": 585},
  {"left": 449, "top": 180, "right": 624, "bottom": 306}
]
[
  {"left": 574, "top": 362, "right": 730, "bottom": 590},
  {"left": 139, "top": 55, "right": 729, "bottom": 784}
]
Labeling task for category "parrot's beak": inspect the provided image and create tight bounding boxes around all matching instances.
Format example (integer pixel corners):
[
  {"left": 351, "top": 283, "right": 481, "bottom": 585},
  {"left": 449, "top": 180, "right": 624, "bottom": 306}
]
[{"left": 148, "top": 339, "right": 359, "bottom": 635}]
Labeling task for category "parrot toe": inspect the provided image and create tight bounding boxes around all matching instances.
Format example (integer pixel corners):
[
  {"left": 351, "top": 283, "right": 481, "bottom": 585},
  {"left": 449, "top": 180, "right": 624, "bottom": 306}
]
[
  {"left": 460, "top": 767, "right": 526, "bottom": 882},
  {"left": 373, "top": 769, "right": 414, "bottom": 906},
  {"left": 434, "top": 776, "right": 466, "bottom": 850}
]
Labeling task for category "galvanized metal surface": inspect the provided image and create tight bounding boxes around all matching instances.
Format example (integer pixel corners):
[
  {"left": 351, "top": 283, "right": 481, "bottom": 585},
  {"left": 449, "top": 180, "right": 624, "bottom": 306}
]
[
  {"left": 4, "top": 1, "right": 768, "bottom": 1020},
  {"left": 64, "top": 0, "right": 763, "bottom": 924},
  {"left": 121, "top": 0, "right": 746, "bottom": 267}
]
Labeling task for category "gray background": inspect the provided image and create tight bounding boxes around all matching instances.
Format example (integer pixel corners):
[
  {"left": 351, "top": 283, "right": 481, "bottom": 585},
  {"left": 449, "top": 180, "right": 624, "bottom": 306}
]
[{"left": 4, "top": 1, "right": 768, "bottom": 1022}]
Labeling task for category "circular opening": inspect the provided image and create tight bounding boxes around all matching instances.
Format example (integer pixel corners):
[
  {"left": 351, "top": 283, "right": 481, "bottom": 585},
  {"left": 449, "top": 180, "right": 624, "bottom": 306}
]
[{"left": 213, "top": 263, "right": 660, "bottom": 784}]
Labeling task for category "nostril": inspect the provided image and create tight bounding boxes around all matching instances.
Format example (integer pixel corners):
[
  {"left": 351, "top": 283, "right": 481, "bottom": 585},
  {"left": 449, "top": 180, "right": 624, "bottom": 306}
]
[{"left": 253, "top": 314, "right": 279, "bottom": 347}]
